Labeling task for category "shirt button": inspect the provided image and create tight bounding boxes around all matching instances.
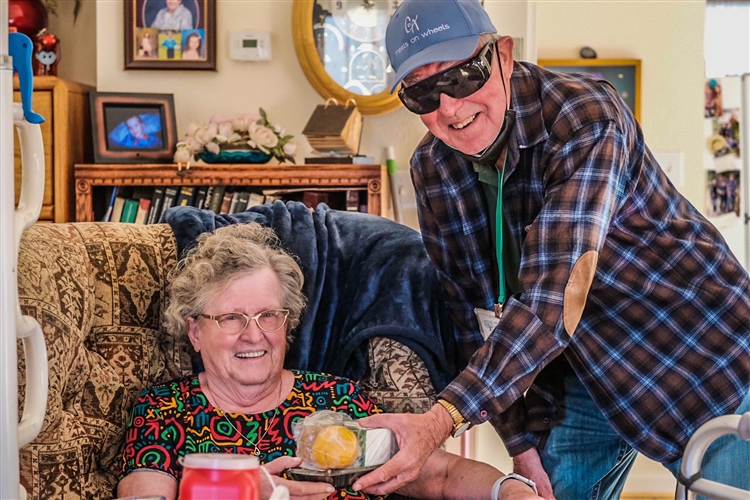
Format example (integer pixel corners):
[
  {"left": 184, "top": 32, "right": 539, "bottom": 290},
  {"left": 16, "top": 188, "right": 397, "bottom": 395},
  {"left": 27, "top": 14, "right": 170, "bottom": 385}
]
[
  {"left": 480, "top": 410, "right": 488, "bottom": 418},
  {"left": 543, "top": 418, "right": 550, "bottom": 424}
]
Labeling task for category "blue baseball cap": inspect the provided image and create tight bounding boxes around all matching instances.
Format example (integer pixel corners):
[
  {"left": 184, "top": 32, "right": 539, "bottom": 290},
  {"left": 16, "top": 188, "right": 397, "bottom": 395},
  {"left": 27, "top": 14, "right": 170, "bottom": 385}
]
[{"left": 386, "top": 0, "right": 496, "bottom": 92}]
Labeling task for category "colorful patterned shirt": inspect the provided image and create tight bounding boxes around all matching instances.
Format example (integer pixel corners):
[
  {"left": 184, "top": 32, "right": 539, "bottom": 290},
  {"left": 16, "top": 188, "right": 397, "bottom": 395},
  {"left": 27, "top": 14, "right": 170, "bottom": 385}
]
[
  {"left": 411, "top": 61, "right": 750, "bottom": 462},
  {"left": 120, "top": 370, "right": 384, "bottom": 499}
]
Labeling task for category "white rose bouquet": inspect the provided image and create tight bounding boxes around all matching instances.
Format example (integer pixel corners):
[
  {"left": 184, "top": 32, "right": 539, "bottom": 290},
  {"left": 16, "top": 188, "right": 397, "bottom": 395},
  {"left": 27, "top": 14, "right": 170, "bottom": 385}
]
[{"left": 174, "top": 108, "right": 297, "bottom": 164}]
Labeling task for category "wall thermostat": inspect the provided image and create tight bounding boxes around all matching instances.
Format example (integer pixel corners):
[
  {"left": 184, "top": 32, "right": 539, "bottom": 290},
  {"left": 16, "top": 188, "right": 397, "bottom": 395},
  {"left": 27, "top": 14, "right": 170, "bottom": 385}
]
[{"left": 230, "top": 31, "right": 272, "bottom": 61}]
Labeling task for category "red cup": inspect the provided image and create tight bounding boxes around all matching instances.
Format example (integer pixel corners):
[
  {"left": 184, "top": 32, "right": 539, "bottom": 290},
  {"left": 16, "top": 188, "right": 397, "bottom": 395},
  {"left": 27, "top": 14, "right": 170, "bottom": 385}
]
[{"left": 178, "top": 454, "right": 260, "bottom": 500}]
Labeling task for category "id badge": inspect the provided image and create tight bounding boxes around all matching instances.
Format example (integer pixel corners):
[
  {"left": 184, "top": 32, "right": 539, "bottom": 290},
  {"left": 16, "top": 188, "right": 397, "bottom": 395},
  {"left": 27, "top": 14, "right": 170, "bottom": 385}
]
[{"left": 474, "top": 307, "right": 501, "bottom": 340}]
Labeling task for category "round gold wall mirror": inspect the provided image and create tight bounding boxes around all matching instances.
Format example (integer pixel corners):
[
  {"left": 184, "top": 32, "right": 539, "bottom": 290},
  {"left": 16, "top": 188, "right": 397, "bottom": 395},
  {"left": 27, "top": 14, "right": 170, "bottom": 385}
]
[{"left": 292, "top": 0, "right": 403, "bottom": 116}]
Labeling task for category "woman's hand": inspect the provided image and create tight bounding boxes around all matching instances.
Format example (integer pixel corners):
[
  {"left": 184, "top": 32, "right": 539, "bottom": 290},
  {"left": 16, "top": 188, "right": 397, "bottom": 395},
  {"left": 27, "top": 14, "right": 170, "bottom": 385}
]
[
  {"left": 512, "top": 448, "right": 556, "bottom": 500},
  {"left": 498, "top": 479, "right": 546, "bottom": 500},
  {"left": 261, "top": 456, "right": 336, "bottom": 500}
]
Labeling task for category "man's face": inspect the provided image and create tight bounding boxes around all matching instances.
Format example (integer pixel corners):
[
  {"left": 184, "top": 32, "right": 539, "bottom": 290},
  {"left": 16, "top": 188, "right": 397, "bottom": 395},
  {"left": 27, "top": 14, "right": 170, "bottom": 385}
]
[
  {"left": 126, "top": 116, "right": 145, "bottom": 139},
  {"left": 166, "top": 0, "right": 181, "bottom": 11},
  {"left": 404, "top": 36, "right": 514, "bottom": 156}
]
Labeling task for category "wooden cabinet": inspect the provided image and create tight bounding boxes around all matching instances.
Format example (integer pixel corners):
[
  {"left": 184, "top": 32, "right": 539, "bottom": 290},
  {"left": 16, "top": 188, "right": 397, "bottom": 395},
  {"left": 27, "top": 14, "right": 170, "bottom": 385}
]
[
  {"left": 74, "top": 163, "right": 388, "bottom": 222},
  {"left": 14, "top": 76, "right": 93, "bottom": 223}
]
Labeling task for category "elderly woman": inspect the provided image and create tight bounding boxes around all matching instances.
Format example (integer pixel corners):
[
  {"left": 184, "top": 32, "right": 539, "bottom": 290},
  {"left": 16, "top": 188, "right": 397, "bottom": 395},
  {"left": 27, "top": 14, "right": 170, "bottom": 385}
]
[{"left": 116, "top": 223, "right": 541, "bottom": 500}]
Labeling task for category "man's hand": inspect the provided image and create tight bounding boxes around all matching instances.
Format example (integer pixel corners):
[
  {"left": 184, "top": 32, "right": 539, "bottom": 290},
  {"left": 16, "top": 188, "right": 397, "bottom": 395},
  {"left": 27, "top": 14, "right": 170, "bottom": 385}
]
[
  {"left": 262, "top": 456, "right": 334, "bottom": 500},
  {"left": 351, "top": 404, "right": 453, "bottom": 494},
  {"left": 512, "top": 448, "right": 556, "bottom": 500}
]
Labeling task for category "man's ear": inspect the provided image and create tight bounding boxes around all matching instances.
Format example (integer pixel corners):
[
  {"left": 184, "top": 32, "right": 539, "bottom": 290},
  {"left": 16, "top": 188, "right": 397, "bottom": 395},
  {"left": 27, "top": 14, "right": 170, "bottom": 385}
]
[
  {"left": 187, "top": 317, "right": 201, "bottom": 353},
  {"left": 496, "top": 36, "right": 515, "bottom": 80}
]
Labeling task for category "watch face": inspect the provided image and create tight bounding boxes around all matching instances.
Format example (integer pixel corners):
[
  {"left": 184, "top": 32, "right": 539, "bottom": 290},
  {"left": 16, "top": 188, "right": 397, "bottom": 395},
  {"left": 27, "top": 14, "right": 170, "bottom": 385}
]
[
  {"left": 453, "top": 421, "right": 471, "bottom": 438},
  {"left": 313, "top": 0, "right": 402, "bottom": 96}
]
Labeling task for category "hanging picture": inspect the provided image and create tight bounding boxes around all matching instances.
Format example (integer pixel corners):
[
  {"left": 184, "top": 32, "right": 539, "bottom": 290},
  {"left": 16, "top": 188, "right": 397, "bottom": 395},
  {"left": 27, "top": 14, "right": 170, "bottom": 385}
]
[
  {"left": 125, "top": 0, "right": 216, "bottom": 70},
  {"left": 706, "top": 169, "right": 741, "bottom": 219},
  {"left": 90, "top": 91, "right": 178, "bottom": 163},
  {"left": 704, "top": 78, "right": 742, "bottom": 221},
  {"left": 538, "top": 59, "right": 641, "bottom": 122}
]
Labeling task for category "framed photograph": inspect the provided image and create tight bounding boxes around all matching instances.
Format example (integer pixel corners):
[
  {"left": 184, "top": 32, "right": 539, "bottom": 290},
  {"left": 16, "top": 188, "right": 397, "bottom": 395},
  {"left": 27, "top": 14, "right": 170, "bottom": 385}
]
[
  {"left": 538, "top": 59, "right": 641, "bottom": 122},
  {"left": 89, "top": 91, "right": 177, "bottom": 163},
  {"left": 124, "top": 0, "right": 216, "bottom": 70}
]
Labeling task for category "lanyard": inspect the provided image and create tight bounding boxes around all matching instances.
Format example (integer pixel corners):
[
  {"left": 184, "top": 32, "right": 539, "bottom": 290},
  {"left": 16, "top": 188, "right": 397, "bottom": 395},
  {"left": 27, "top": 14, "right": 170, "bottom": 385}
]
[{"left": 494, "top": 160, "right": 506, "bottom": 318}]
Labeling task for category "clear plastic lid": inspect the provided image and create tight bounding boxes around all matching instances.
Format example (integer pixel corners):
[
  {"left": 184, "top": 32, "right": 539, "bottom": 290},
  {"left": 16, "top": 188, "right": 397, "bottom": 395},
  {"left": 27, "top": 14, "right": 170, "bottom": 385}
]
[{"left": 179, "top": 453, "right": 260, "bottom": 470}]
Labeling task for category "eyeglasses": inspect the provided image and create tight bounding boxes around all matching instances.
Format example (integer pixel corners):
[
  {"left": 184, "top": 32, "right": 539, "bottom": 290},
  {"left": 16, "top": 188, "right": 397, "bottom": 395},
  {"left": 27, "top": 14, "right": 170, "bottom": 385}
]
[
  {"left": 398, "top": 43, "right": 494, "bottom": 115},
  {"left": 198, "top": 309, "right": 290, "bottom": 335}
]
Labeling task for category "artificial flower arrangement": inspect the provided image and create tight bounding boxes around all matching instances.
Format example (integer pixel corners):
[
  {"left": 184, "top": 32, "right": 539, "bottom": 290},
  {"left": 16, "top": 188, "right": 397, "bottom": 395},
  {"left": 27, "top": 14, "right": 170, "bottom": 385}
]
[{"left": 173, "top": 108, "right": 297, "bottom": 164}]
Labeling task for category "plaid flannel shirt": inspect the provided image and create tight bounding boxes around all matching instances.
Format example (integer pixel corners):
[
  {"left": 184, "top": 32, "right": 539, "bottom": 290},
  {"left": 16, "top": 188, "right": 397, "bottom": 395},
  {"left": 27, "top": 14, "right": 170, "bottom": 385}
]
[{"left": 411, "top": 62, "right": 750, "bottom": 462}]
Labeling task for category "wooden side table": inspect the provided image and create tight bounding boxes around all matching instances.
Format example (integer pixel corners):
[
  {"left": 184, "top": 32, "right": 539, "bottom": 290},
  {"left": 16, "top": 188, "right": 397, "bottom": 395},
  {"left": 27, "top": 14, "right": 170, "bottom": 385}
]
[{"left": 14, "top": 77, "right": 93, "bottom": 222}]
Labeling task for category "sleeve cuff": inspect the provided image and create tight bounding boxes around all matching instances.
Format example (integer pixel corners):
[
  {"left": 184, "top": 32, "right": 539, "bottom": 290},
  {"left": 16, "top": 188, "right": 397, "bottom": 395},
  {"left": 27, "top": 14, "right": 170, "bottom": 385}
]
[
  {"left": 438, "top": 367, "right": 523, "bottom": 425},
  {"left": 438, "top": 387, "right": 544, "bottom": 457}
]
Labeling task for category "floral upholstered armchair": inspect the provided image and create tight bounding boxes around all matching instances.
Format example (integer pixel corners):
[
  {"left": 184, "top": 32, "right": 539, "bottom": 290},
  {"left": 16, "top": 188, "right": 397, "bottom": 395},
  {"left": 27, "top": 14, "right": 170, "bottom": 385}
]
[{"left": 16, "top": 203, "right": 456, "bottom": 499}]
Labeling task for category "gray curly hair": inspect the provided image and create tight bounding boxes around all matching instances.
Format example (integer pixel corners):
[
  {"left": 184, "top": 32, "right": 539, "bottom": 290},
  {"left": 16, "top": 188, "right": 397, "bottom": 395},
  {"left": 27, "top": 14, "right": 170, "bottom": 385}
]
[{"left": 163, "top": 223, "right": 306, "bottom": 347}]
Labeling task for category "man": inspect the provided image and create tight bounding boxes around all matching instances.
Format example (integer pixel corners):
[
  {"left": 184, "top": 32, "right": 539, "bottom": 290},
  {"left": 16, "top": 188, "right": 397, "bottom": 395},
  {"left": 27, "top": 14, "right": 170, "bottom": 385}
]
[
  {"left": 151, "top": 0, "right": 193, "bottom": 31},
  {"left": 353, "top": 0, "right": 750, "bottom": 498}
]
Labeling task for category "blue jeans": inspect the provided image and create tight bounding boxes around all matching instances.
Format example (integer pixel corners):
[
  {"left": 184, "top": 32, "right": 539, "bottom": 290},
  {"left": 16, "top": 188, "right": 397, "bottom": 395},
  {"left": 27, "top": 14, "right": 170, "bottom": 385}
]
[{"left": 538, "top": 375, "right": 750, "bottom": 500}]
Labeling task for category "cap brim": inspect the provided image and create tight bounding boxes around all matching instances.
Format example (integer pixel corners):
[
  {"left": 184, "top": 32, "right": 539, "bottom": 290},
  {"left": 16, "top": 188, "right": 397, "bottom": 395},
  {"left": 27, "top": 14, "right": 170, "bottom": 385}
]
[{"left": 390, "top": 35, "right": 481, "bottom": 93}]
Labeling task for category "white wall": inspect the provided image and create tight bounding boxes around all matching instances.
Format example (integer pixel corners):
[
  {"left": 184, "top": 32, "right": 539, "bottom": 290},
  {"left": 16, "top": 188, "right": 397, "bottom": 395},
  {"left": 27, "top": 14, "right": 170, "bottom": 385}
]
[
  {"left": 90, "top": 0, "right": 540, "bottom": 229},
  {"left": 94, "top": 0, "right": 428, "bottom": 226},
  {"left": 536, "top": 0, "right": 707, "bottom": 209},
  {"left": 48, "top": 0, "right": 96, "bottom": 87},
  {"left": 63, "top": 0, "right": 702, "bottom": 214}
]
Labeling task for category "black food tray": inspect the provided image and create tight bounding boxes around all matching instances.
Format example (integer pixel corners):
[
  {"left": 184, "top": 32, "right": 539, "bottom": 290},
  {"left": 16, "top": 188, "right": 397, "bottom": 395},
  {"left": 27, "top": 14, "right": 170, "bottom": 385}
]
[{"left": 286, "top": 465, "right": 378, "bottom": 488}]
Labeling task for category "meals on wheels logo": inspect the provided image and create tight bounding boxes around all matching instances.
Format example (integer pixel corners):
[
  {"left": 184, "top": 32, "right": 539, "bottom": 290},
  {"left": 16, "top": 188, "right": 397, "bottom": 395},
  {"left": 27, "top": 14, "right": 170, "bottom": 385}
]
[
  {"left": 405, "top": 15, "right": 419, "bottom": 33},
  {"left": 395, "top": 15, "right": 451, "bottom": 57}
]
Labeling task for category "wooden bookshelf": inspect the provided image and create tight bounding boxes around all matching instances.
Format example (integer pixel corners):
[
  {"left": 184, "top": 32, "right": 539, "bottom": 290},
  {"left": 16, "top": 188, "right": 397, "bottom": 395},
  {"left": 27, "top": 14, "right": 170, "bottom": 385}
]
[{"left": 74, "top": 163, "right": 387, "bottom": 222}]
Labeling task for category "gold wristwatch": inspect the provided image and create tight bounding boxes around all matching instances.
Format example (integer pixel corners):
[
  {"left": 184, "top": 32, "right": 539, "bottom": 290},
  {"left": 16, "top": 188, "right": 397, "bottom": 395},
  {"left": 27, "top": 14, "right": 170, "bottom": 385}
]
[{"left": 437, "top": 398, "right": 471, "bottom": 437}]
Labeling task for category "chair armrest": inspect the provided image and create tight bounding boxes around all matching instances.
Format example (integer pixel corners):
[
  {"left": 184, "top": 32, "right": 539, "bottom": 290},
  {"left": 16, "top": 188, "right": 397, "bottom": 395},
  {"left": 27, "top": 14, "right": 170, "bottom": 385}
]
[{"left": 358, "top": 337, "right": 437, "bottom": 414}]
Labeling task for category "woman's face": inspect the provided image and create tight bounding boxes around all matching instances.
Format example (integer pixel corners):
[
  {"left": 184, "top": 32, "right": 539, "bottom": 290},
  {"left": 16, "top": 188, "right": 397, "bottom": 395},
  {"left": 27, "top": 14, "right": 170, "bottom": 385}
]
[{"left": 188, "top": 268, "right": 288, "bottom": 390}]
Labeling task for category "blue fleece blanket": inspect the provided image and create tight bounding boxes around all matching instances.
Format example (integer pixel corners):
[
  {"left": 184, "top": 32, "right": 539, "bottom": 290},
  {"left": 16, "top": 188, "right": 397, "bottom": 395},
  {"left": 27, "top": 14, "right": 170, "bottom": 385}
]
[{"left": 164, "top": 201, "right": 458, "bottom": 392}]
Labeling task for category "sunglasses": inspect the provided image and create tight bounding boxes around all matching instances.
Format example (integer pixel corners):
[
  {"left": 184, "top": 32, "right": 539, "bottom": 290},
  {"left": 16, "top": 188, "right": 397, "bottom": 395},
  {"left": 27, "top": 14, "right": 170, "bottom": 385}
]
[{"left": 398, "top": 42, "right": 494, "bottom": 115}]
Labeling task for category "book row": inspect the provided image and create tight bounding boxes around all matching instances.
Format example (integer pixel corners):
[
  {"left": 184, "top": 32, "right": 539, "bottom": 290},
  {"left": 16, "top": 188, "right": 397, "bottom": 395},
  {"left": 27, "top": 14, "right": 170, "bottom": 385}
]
[{"left": 99, "top": 185, "right": 368, "bottom": 224}]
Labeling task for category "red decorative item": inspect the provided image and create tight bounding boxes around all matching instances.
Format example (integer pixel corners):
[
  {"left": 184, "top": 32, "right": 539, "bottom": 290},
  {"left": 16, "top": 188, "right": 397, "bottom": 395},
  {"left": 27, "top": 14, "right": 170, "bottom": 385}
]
[
  {"left": 37, "top": 30, "right": 57, "bottom": 50},
  {"left": 8, "top": 0, "right": 49, "bottom": 74},
  {"left": 8, "top": 0, "right": 48, "bottom": 38},
  {"left": 34, "top": 28, "right": 60, "bottom": 76}
]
